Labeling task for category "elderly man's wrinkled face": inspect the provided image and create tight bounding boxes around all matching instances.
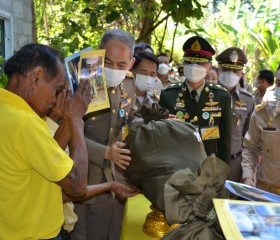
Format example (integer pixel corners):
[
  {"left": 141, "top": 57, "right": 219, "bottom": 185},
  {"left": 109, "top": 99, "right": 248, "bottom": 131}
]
[
  {"left": 103, "top": 38, "right": 135, "bottom": 87},
  {"left": 29, "top": 61, "right": 66, "bottom": 118},
  {"left": 104, "top": 39, "right": 133, "bottom": 70}
]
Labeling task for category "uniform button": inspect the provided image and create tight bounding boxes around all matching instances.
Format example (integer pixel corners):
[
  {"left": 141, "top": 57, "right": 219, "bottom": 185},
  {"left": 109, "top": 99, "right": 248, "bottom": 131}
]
[
  {"left": 112, "top": 109, "right": 116, "bottom": 114},
  {"left": 91, "top": 117, "right": 95, "bottom": 121},
  {"left": 110, "top": 128, "right": 113, "bottom": 132},
  {"left": 111, "top": 90, "right": 115, "bottom": 95}
]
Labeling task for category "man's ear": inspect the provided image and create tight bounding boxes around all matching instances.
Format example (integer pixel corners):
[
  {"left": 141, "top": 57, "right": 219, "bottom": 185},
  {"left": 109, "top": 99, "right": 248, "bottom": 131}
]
[
  {"left": 129, "top": 57, "right": 136, "bottom": 70},
  {"left": 205, "top": 63, "right": 212, "bottom": 74},
  {"left": 30, "top": 66, "right": 45, "bottom": 88}
]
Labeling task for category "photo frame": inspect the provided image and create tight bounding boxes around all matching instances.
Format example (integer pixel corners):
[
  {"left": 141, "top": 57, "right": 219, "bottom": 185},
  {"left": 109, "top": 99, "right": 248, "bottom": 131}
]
[
  {"left": 214, "top": 199, "right": 280, "bottom": 240},
  {"left": 78, "top": 49, "right": 110, "bottom": 113},
  {"left": 225, "top": 180, "right": 280, "bottom": 203},
  {"left": 64, "top": 46, "right": 93, "bottom": 93}
]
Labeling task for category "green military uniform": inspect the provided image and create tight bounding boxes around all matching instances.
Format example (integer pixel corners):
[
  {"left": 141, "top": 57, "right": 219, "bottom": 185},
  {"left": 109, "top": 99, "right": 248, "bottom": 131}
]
[
  {"left": 159, "top": 81, "right": 231, "bottom": 164},
  {"left": 159, "top": 35, "right": 231, "bottom": 164}
]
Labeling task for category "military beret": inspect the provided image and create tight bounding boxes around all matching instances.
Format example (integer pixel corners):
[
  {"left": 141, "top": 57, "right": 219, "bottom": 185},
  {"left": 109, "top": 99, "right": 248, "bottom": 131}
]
[
  {"left": 216, "top": 47, "right": 247, "bottom": 70},
  {"left": 183, "top": 36, "right": 215, "bottom": 63}
]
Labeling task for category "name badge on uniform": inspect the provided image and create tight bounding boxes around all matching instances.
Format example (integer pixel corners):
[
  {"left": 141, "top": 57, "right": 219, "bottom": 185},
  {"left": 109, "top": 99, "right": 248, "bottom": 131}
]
[
  {"left": 235, "top": 106, "right": 247, "bottom": 111},
  {"left": 200, "top": 126, "right": 220, "bottom": 140},
  {"left": 120, "top": 98, "right": 131, "bottom": 108},
  {"left": 122, "top": 124, "right": 129, "bottom": 141},
  {"left": 211, "top": 112, "right": 221, "bottom": 118},
  {"left": 263, "top": 127, "right": 276, "bottom": 131}
]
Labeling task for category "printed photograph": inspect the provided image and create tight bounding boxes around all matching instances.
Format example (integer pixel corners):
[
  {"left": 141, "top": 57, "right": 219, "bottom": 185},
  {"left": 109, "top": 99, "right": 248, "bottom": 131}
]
[
  {"left": 225, "top": 180, "right": 280, "bottom": 203},
  {"left": 78, "top": 49, "right": 110, "bottom": 113},
  {"left": 64, "top": 46, "right": 93, "bottom": 93},
  {"left": 229, "top": 202, "right": 280, "bottom": 240}
]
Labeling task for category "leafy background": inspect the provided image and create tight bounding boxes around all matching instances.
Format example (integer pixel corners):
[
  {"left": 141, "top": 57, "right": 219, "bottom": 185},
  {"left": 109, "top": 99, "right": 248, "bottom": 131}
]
[{"left": 1, "top": 0, "right": 279, "bottom": 88}]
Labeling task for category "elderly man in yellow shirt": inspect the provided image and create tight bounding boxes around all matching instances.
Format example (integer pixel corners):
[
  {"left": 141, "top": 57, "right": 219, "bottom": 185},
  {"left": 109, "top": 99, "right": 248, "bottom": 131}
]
[{"left": 0, "top": 43, "right": 91, "bottom": 240}]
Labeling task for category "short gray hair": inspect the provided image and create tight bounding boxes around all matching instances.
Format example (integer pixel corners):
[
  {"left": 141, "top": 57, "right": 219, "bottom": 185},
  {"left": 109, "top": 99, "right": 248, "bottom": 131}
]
[{"left": 99, "top": 29, "right": 135, "bottom": 58}]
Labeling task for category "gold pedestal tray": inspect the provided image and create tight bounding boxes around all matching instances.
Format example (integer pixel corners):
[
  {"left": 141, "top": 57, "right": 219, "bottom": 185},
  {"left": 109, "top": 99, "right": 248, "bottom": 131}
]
[{"left": 142, "top": 205, "right": 179, "bottom": 238}]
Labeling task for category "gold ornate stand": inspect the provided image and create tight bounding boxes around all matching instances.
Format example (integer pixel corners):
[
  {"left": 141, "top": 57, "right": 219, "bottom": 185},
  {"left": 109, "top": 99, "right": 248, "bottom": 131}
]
[{"left": 142, "top": 205, "right": 179, "bottom": 238}]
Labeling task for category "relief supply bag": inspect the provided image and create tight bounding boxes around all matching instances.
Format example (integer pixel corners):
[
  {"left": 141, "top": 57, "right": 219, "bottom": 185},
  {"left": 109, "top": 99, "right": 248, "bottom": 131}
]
[
  {"left": 125, "top": 104, "right": 207, "bottom": 212},
  {"left": 161, "top": 154, "right": 230, "bottom": 240}
]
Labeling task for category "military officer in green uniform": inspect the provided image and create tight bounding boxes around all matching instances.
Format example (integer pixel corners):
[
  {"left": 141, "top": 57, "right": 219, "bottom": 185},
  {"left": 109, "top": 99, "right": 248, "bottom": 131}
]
[
  {"left": 159, "top": 36, "right": 231, "bottom": 164},
  {"left": 216, "top": 47, "right": 255, "bottom": 182}
]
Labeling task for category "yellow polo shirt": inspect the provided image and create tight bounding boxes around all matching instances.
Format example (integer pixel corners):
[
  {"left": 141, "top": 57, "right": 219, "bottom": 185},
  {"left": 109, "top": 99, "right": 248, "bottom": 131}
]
[{"left": 0, "top": 88, "right": 73, "bottom": 239}]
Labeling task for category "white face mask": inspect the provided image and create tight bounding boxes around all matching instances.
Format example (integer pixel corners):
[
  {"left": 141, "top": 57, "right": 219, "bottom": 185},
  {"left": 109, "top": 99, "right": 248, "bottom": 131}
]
[
  {"left": 183, "top": 64, "right": 207, "bottom": 83},
  {"left": 157, "top": 63, "right": 169, "bottom": 75},
  {"left": 168, "top": 74, "right": 178, "bottom": 83},
  {"left": 253, "top": 80, "right": 261, "bottom": 88},
  {"left": 104, "top": 67, "right": 128, "bottom": 87},
  {"left": 219, "top": 72, "right": 240, "bottom": 89},
  {"left": 136, "top": 74, "right": 156, "bottom": 92}
]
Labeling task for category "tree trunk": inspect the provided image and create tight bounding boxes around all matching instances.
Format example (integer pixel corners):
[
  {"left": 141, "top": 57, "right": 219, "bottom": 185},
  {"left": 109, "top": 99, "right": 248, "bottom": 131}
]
[
  {"left": 43, "top": 0, "right": 49, "bottom": 45},
  {"left": 137, "top": 16, "right": 153, "bottom": 43},
  {"left": 136, "top": 0, "right": 171, "bottom": 43},
  {"left": 170, "top": 7, "right": 180, "bottom": 61},
  {"left": 159, "top": 17, "right": 168, "bottom": 53},
  {"left": 31, "top": 0, "right": 37, "bottom": 42}
]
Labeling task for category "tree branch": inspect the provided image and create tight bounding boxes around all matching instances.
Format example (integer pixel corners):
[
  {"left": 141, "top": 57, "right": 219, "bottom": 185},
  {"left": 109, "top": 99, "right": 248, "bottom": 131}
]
[
  {"left": 153, "top": 5, "right": 163, "bottom": 23},
  {"left": 137, "top": 12, "right": 172, "bottom": 42}
]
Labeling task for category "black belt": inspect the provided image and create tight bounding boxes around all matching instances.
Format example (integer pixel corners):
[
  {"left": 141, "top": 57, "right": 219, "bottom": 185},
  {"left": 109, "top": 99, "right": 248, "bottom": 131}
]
[{"left": 231, "top": 150, "right": 242, "bottom": 160}]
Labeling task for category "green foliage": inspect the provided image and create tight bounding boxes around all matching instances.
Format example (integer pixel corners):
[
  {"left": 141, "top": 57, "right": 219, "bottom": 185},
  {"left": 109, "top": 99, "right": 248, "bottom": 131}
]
[
  {"left": 190, "top": 0, "right": 280, "bottom": 81},
  {"left": 33, "top": 0, "right": 279, "bottom": 78},
  {"left": 0, "top": 74, "right": 8, "bottom": 88},
  {"left": 0, "top": 56, "right": 7, "bottom": 88},
  {"left": 34, "top": 0, "right": 204, "bottom": 57}
]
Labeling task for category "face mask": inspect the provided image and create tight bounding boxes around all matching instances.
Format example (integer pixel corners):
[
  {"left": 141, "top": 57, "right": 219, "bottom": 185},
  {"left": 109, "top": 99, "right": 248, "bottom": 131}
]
[
  {"left": 157, "top": 63, "right": 169, "bottom": 75},
  {"left": 274, "top": 87, "right": 280, "bottom": 100},
  {"left": 218, "top": 72, "right": 240, "bottom": 89},
  {"left": 135, "top": 74, "right": 156, "bottom": 92},
  {"left": 104, "top": 67, "right": 128, "bottom": 87},
  {"left": 254, "top": 80, "right": 261, "bottom": 88},
  {"left": 167, "top": 74, "right": 178, "bottom": 83},
  {"left": 183, "top": 64, "right": 207, "bottom": 83}
]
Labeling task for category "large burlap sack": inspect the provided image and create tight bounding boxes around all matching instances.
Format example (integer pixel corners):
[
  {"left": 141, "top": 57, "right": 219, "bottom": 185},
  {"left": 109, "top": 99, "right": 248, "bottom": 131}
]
[
  {"left": 125, "top": 104, "right": 207, "bottom": 212},
  {"left": 161, "top": 154, "right": 230, "bottom": 240}
]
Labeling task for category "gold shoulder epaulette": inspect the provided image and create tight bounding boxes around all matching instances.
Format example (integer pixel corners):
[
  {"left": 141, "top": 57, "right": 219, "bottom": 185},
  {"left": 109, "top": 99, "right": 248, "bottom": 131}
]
[
  {"left": 209, "top": 84, "right": 228, "bottom": 92},
  {"left": 239, "top": 88, "right": 253, "bottom": 98},
  {"left": 165, "top": 82, "right": 181, "bottom": 90},
  {"left": 125, "top": 71, "right": 134, "bottom": 79},
  {"left": 255, "top": 101, "right": 268, "bottom": 112}
]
